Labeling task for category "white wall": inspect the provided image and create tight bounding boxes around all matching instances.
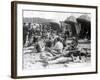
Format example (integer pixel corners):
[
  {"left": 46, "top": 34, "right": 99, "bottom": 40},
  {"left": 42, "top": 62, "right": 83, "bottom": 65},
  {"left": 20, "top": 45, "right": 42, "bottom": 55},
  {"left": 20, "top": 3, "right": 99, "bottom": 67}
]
[{"left": 0, "top": 0, "right": 99, "bottom": 80}]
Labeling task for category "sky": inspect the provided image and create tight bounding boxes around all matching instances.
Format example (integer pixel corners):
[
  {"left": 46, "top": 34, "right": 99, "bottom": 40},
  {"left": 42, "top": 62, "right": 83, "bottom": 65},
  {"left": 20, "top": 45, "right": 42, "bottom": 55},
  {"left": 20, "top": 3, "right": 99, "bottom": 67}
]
[{"left": 23, "top": 10, "right": 91, "bottom": 22}]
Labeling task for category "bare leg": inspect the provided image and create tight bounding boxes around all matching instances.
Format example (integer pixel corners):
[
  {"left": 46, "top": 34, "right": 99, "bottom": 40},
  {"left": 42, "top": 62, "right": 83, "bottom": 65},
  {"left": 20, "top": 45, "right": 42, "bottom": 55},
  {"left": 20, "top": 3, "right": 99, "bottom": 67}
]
[{"left": 48, "top": 57, "right": 71, "bottom": 64}]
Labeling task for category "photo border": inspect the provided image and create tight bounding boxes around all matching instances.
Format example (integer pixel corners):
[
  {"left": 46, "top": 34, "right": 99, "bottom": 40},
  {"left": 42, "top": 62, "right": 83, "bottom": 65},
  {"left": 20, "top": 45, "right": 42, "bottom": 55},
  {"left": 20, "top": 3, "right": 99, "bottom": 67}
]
[{"left": 11, "top": 1, "right": 98, "bottom": 79}]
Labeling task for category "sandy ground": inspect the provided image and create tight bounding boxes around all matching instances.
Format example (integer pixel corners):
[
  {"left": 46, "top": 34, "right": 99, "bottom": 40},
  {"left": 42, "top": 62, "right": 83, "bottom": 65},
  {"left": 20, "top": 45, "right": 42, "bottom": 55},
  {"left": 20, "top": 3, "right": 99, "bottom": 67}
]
[{"left": 23, "top": 40, "right": 91, "bottom": 70}]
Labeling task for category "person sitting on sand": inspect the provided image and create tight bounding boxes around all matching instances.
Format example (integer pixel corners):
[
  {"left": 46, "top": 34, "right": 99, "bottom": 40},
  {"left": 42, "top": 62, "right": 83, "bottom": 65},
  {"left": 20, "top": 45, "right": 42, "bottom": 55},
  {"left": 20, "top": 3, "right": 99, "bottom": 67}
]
[
  {"left": 51, "top": 37, "right": 63, "bottom": 56},
  {"left": 41, "top": 37, "right": 79, "bottom": 66}
]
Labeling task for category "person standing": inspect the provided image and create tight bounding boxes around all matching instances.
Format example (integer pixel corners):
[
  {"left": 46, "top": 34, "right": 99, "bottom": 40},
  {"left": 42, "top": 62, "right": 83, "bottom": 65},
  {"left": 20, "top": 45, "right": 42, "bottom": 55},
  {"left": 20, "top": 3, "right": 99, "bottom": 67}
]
[{"left": 23, "top": 23, "right": 29, "bottom": 46}]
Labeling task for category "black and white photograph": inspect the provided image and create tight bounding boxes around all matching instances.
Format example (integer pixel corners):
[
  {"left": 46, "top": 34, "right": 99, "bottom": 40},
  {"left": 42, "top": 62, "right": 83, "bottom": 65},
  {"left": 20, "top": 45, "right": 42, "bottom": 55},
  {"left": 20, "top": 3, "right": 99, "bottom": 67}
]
[
  {"left": 23, "top": 11, "right": 92, "bottom": 70},
  {"left": 11, "top": 1, "right": 97, "bottom": 78}
]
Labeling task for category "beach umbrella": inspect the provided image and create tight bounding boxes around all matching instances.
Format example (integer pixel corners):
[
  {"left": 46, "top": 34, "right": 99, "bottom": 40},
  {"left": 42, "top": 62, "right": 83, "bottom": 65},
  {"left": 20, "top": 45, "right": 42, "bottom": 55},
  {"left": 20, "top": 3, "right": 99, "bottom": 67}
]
[
  {"left": 64, "top": 16, "right": 77, "bottom": 23},
  {"left": 77, "top": 15, "right": 91, "bottom": 39},
  {"left": 77, "top": 15, "right": 90, "bottom": 23},
  {"left": 64, "top": 16, "right": 77, "bottom": 36}
]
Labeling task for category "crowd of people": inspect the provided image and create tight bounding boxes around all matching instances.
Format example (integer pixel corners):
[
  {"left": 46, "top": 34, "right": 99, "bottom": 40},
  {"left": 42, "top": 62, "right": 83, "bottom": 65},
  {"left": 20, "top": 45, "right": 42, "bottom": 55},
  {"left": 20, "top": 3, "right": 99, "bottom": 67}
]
[{"left": 23, "top": 22, "right": 91, "bottom": 67}]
